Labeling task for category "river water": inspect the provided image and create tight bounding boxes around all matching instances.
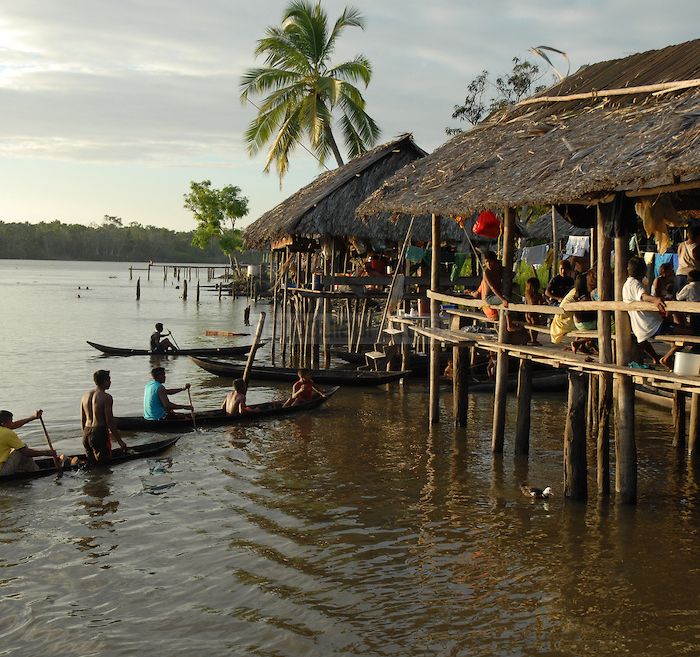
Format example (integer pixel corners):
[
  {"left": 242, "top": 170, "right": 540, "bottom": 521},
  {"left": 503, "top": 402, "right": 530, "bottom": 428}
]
[{"left": 1, "top": 260, "right": 699, "bottom": 656}]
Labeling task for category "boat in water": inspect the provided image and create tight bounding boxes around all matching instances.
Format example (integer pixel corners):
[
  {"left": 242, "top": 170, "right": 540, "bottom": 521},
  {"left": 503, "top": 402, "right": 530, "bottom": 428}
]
[{"left": 87, "top": 340, "right": 259, "bottom": 357}]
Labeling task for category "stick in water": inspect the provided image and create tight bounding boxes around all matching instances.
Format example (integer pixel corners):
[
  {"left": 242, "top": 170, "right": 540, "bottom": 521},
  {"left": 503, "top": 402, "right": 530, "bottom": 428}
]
[
  {"left": 168, "top": 330, "right": 181, "bottom": 351},
  {"left": 39, "top": 416, "right": 63, "bottom": 478},
  {"left": 186, "top": 387, "right": 197, "bottom": 430}
]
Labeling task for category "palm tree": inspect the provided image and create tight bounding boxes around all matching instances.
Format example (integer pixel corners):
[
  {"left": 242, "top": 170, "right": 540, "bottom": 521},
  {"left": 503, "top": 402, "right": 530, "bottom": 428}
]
[{"left": 240, "top": 0, "right": 380, "bottom": 179}]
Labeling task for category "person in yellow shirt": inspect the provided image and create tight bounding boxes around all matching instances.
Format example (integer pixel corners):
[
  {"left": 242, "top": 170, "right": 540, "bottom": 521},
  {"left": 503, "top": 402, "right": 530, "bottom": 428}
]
[{"left": 0, "top": 409, "right": 58, "bottom": 475}]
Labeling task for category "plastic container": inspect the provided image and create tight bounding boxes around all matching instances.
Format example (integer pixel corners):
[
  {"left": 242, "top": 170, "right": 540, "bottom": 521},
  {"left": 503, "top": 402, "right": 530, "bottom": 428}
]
[{"left": 673, "top": 352, "right": 700, "bottom": 376}]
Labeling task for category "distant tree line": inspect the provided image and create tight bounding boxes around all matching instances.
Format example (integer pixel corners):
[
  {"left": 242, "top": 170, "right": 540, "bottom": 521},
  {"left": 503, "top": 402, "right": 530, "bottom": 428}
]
[{"left": 0, "top": 219, "right": 228, "bottom": 262}]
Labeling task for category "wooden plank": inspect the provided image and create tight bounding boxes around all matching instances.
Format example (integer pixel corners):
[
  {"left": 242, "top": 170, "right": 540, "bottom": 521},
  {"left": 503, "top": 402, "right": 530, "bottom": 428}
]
[
  {"left": 409, "top": 325, "right": 476, "bottom": 346},
  {"left": 447, "top": 309, "right": 500, "bottom": 324}
]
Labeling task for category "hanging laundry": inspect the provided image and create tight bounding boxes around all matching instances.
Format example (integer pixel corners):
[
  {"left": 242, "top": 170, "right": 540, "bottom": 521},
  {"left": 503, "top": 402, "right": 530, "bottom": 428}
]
[
  {"left": 564, "top": 236, "right": 590, "bottom": 258},
  {"left": 607, "top": 192, "right": 638, "bottom": 237},
  {"left": 406, "top": 246, "right": 425, "bottom": 264},
  {"left": 635, "top": 196, "right": 687, "bottom": 255},
  {"left": 450, "top": 253, "right": 469, "bottom": 282},
  {"left": 521, "top": 244, "right": 549, "bottom": 266},
  {"left": 653, "top": 252, "right": 679, "bottom": 278}
]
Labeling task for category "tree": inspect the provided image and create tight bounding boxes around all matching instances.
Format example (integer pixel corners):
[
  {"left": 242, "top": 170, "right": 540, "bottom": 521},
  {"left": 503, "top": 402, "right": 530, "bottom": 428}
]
[
  {"left": 183, "top": 180, "right": 248, "bottom": 268},
  {"left": 446, "top": 57, "right": 549, "bottom": 135},
  {"left": 240, "top": 0, "right": 380, "bottom": 180}
]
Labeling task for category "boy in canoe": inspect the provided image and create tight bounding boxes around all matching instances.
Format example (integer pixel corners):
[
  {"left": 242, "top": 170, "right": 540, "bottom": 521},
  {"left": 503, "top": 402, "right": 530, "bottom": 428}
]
[
  {"left": 81, "top": 369, "right": 128, "bottom": 464},
  {"left": 0, "top": 409, "right": 60, "bottom": 475},
  {"left": 144, "top": 367, "right": 193, "bottom": 420},
  {"left": 150, "top": 323, "right": 176, "bottom": 353},
  {"left": 222, "top": 379, "right": 257, "bottom": 415},
  {"left": 283, "top": 369, "right": 326, "bottom": 407}
]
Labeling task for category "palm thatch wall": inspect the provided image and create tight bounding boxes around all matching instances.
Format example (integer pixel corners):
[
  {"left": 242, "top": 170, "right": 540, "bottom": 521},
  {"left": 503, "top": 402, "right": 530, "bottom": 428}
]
[
  {"left": 244, "top": 134, "right": 464, "bottom": 249},
  {"left": 359, "top": 40, "right": 700, "bottom": 219}
]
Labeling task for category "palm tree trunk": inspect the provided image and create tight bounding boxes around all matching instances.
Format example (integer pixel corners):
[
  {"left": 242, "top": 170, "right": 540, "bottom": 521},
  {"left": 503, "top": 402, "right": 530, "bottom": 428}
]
[{"left": 326, "top": 128, "right": 344, "bottom": 167}]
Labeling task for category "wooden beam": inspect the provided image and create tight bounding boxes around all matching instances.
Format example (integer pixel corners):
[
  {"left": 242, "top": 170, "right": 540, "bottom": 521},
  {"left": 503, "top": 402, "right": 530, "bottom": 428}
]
[{"left": 514, "top": 359, "right": 533, "bottom": 455}]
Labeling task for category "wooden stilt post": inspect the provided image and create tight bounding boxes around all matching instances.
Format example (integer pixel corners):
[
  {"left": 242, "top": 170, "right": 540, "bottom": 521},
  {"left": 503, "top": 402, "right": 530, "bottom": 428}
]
[
  {"left": 271, "top": 249, "right": 278, "bottom": 364},
  {"left": 196, "top": 280, "right": 200, "bottom": 304},
  {"left": 183, "top": 279, "right": 187, "bottom": 300},
  {"left": 514, "top": 358, "right": 533, "bottom": 455},
  {"left": 453, "top": 344, "right": 469, "bottom": 428},
  {"left": 136, "top": 277, "right": 140, "bottom": 300},
  {"left": 129, "top": 266, "right": 133, "bottom": 280},
  {"left": 673, "top": 391, "right": 687, "bottom": 449},
  {"left": 689, "top": 394, "right": 700, "bottom": 456},
  {"left": 281, "top": 248, "right": 290, "bottom": 365},
  {"left": 564, "top": 371, "right": 588, "bottom": 500},
  {"left": 429, "top": 213, "right": 442, "bottom": 425},
  {"left": 614, "top": 233, "right": 636, "bottom": 503},
  {"left": 310, "top": 297, "right": 321, "bottom": 369},
  {"left": 492, "top": 206, "right": 515, "bottom": 452},
  {"left": 147, "top": 264, "right": 151, "bottom": 281},
  {"left": 596, "top": 204, "right": 613, "bottom": 495}
]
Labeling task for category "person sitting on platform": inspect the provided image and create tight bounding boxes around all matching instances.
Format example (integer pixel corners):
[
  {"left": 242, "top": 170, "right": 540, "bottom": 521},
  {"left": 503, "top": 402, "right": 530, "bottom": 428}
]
[
  {"left": 283, "top": 369, "right": 326, "bottom": 407},
  {"left": 465, "top": 251, "right": 508, "bottom": 321},
  {"left": 676, "top": 269, "right": 700, "bottom": 334},
  {"left": 222, "top": 379, "right": 257, "bottom": 415},
  {"left": 144, "top": 367, "right": 193, "bottom": 420},
  {"left": 652, "top": 262, "right": 677, "bottom": 301},
  {"left": 571, "top": 273, "right": 598, "bottom": 354},
  {"left": 545, "top": 260, "right": 575, "bottom": 304},
  {"left": 623, "top": 256, "right": 676, "bottom": 367},
  {"left": 524, "top": 276, "right": 546, "bottom": 344},
  {"left": 0, "top": 409, "right": 60, "bottom": 475},
  {"left": 150, "top": 323, "right": 176, "bottom": 354}
]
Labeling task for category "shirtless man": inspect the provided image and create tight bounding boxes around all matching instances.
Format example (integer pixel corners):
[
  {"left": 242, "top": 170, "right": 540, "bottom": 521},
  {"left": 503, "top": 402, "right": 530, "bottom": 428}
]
[
  {"left": 150, "top": 323, "right": 176, "bottom": 354},
  {"left": 81, "top": 369, "right": 127, "bottom": 464}
]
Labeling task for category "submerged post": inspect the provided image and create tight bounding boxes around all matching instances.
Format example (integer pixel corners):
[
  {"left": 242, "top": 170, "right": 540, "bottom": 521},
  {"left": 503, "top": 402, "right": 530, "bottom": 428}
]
[
  {"left": 136, "top": 277, "right": 141, "bottom": 300},
  {"left": 429, "top": 213, "right": 441, "bottom": 425},
  {"left": 514, "top": 358, "right": 533, "bottom": 455},
  {"left": 614, "top": 232, "right": 636, "bottom": 503},
  {"left": 564, "top": 371, "right": 588, "bottom": 500},
  {"left": 196, "top": 280, "right": 200, "bottom": 304},
  {"left": 492, "top": 206, "right": 515, "bottom": 452},
  {"left": 453, "top": 344, "right": 469, "bottom": 427},
  {"left": 596, "top": 205, "right": 613, "bottom": 495},
  {"left": 182, "top": 279, "right": 187, "bottom": 300}
]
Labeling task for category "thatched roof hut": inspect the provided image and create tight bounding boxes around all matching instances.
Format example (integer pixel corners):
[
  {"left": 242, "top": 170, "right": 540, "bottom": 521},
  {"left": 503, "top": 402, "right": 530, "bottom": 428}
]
[
  {"left": 244, "top": 134, "right": 465, "bottom": 250},
  {"left": 359, "top": 40, "right": 700, "bottom": 218}
]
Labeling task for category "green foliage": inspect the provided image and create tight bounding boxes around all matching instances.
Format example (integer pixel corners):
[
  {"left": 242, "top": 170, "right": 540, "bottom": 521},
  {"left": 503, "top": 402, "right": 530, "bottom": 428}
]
[
  {"left": 240, "top": 0, "right": 380, "bottom": 179},
  {"left": 447, "top": 57, "right": 549, "bottom": 135},
  {"left": 184, "top": 180, "right": 248, "bottom": 264},
  {"left": 0, "top": 220, "right": 228, "bottom": 262}
]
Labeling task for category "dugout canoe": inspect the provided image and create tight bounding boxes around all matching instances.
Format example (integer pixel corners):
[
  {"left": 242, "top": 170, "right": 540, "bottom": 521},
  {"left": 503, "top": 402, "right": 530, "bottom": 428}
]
[
  {"left": 0, "top": 437, "right": 180, "bottom": 482},
  {"left": 87, "top": 340, "right": 261, "bottom": 357},
  {"left": 190, "top": 356, "right": 409, "bottom": 386},
  {"left": 116, "top": 387, "right": 339, "bottom": 431}
]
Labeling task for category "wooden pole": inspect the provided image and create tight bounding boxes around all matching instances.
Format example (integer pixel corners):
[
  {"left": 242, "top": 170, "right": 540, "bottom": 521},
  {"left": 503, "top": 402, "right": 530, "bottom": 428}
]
[
  {"left": 129, "top": 266, "right": 133, "bottom": 280},
  {"left": 596, "top": 204, "right": 613, "bottom": 496},
  {"left": 492, "top": 206, "right": 515, "bottom": 452},
  {"left": 673, "top": 391, "right": 687, "bottom": 449},
  {"left": 564, "top": 371, "right": 588, "bottom": 500},
  {"left": 310, "top": 297, "right": 321, "bottom": 370},
  {"left": 429, "top": 213, "right": 441, "bottom": 425},
  {"left": 271, "top": 250, "right": 279, "bottom": 364},
  {"left": 182, "top": 279, "right": 187, "bottom": 300},
  {"left": 453, "top": 344, "right": 469, "bottom": 428},
  {"left": 196, "top": 280, "right": 200, "bottom": 304},
  {"left": 689, "top": 394, "right": 700, "bottom": 456},
  {"left": 242, "top": 312, "right": 266, "bottom": 387},
  {"left": 551, "top": 206, "right": 558, "bottom": 277},
  {"left": 514, "top": 358, "right": 533, "bottom": 455},
  {"left": 281, "top": 248, "right": 290, "bottom": 365},
  {"left": 614, "top": 234, "right": 636, "bottom": 503},
  {"left": 136, "top": 277, "right": 141, "bottom": 300},
  {"left": 355, "top": 298, "right": 368, "bottom": 352}
]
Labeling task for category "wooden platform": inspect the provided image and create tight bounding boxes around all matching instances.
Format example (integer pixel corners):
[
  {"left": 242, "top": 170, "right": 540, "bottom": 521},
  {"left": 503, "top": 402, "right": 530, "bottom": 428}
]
[{"left": 409, "top": 326, "right": 476, "bottom": 346}]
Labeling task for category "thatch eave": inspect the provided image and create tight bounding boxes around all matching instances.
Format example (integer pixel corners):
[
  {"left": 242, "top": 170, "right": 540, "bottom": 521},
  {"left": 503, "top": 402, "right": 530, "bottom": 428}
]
[{"left": 357, "top": 40, "right": 700, "bottom": 220}]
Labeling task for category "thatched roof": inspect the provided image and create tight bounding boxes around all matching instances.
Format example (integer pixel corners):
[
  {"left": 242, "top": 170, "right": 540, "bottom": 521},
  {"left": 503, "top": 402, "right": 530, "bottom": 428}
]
[
  {"left": 244, "top": 134, "right": 465, "bottom": 249},
  {"left": 359, "top": 39, "right": 700, "bottom": 219},
  {"left": 522, "top": 209, "right": 590, "bottom": 242}
]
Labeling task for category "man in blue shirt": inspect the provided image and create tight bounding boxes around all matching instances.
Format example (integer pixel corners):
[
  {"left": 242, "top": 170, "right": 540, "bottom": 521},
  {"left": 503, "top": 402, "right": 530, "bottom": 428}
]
[{"left": 144, "top": 367, "right": 193, "bottom": 420}]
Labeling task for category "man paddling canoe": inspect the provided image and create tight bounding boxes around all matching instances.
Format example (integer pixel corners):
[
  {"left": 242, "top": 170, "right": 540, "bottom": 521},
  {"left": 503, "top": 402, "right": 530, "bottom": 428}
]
[
  {"left": 150, "top": 322, "right": 177, "bottom": 354},
  {"left": 81, "top": 369, "right": 127, "bottom": 464},
  {"left": 0, "top": 409, "right": 60, "bottom": 475},
  {"left": 144, "top": 367, "right": 193, "bottom": 420}
]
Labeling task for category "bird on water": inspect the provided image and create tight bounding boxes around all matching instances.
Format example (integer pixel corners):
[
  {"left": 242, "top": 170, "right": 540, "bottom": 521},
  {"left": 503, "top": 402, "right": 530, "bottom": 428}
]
[{"left": 520, "top": 485, "right": 554, "bottom": 499}]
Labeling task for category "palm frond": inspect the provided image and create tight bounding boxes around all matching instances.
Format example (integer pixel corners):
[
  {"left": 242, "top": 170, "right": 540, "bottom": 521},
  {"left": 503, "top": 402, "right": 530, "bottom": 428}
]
[
  {"left": 255, "top": 28, "right": 312, "bottom": 72},
  {"left": 239, "top": 67, "right": 303, "bottom": 100},
  {"left": 315, "top": 75, "right": 344, "bottom": 106},
  {"left": 339, "top": 89, "right": 381, "bottom": 151},
  {"left": 323, "top": 6, "right": 365, "bottom": 60},
  {"left": 282, "top": 0, "right": 327, "bottom": 66},
  {"left": 327, "top": 56, "right": 372, "bottom": 86}
]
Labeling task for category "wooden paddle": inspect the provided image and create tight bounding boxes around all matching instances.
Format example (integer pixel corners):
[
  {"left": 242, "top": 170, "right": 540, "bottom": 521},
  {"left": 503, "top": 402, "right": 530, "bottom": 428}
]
[
  {"left": 39, "top": 415, "right": 63, "bottom": 478},
  {"left": 167, "top": 330, "right": 181, "bottom": 351},
  {"left": 186, "top": 387, "right": 197, "bottom": 430}
]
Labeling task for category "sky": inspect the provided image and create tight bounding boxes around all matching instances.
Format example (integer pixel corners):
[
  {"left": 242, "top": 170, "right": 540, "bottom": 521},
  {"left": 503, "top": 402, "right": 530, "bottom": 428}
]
[{"left": 0, "top": 0, "right": 698, "bottom": 231}]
